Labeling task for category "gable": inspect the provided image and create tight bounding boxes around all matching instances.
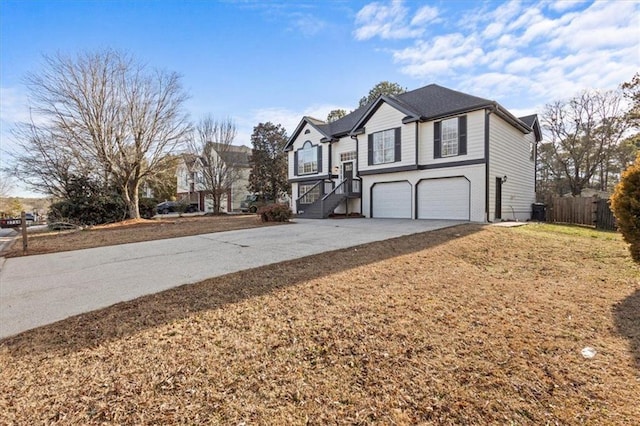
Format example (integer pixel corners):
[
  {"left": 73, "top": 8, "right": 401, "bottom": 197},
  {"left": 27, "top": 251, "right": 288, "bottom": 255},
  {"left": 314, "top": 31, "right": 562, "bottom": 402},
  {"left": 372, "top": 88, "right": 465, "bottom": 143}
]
[{"left": 285, "top": 117, "right": 331, "bottom": 151}]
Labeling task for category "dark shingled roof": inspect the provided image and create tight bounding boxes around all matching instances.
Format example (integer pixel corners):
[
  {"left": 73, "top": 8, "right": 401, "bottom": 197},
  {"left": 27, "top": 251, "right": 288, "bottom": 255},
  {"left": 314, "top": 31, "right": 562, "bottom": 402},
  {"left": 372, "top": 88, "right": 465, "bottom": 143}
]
[
  {"left": 393, "top": 84, "right": 493, "bottom": 120},
  {"left": 518, "top": 114, "right": 537, "bottom": 128},
  {"left": 285, "top": 83, "right": 536, "bottom": 149},
  {"left": 187, "top": 144, "right": 252, "bottom": 168},
  {"left": 327, "top": 84, "right": 495, "bottom": 137}
]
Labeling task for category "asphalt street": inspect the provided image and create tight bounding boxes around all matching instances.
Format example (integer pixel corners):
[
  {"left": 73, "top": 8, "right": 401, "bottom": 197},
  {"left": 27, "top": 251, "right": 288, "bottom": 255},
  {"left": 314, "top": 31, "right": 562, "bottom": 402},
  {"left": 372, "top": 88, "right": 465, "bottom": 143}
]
[{"left": 0, "top": 218, "right": 464, "bottom": 338}]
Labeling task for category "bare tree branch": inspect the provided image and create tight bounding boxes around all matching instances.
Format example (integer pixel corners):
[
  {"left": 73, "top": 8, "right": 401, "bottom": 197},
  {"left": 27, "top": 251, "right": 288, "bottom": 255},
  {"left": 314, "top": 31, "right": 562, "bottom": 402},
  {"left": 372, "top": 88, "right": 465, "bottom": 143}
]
[
  {"left": 10, "top": 49, "right": 191, "bottom": 218},
  {"left": 187, "top": 116, "right": 243, "bottom": 214}
]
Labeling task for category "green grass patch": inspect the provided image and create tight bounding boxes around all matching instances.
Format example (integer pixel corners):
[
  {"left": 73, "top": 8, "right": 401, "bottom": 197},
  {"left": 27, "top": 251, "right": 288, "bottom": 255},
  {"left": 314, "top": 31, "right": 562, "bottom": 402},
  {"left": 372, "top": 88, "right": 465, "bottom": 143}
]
[{"left": 516, "top": 222, "right": 621, "bottom": 241}]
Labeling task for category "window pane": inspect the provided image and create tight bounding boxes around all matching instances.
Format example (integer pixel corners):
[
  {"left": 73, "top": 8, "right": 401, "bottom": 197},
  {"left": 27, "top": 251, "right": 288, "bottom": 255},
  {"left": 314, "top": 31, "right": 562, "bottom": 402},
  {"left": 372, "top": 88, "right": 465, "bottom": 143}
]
[
  {"left": 372, "top": 129, "right": 396, "bottom": 165},
  {"left": 441, "top": 118, "right": 458, "bottom": 157},
  {"left": 298, "top": 145, "right": 318, "bottom": 174}
]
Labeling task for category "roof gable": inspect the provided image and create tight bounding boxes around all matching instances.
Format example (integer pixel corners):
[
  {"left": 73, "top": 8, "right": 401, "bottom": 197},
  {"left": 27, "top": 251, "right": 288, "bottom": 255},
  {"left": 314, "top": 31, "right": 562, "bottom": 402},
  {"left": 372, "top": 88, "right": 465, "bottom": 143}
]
[
  {"left": 518, "top": 114, "right": 542, "bottom": 142},
  {"left": 284, "top": 116, "right": 332, "bottom": 151},
  {"left": 283, "top": 84, "right": 537, "bottom": 151}
]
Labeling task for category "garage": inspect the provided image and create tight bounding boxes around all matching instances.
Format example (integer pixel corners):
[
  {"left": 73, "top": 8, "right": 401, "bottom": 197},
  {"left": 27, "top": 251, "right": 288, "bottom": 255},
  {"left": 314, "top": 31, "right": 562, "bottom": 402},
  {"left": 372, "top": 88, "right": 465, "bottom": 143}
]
[
  {"left": 371, "top": 181, "right": 412, "bottom": 218},
  {"left": 417, "top": 177, "right": 470, "bottom": 220}
]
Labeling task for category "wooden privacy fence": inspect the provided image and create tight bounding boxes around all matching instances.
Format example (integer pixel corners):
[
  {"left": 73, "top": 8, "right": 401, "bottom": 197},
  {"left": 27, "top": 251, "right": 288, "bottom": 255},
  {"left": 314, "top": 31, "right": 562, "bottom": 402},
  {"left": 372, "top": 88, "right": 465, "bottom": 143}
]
[{"left": 545, "top": 197, "right": 616, "bottom": 230}]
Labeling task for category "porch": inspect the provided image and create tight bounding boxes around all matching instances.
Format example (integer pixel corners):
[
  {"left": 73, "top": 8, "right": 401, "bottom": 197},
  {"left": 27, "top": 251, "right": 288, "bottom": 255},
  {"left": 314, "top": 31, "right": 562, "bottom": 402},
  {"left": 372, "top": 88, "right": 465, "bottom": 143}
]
[{"left": 296, "top": 178, "right": 362, "bottom": 219}]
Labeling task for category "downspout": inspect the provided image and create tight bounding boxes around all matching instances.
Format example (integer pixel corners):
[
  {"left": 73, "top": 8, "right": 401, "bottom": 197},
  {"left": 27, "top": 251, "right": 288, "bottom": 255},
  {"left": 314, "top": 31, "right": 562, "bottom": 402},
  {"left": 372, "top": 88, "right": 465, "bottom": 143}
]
[
  {"left": 351, "top": 134, "right": 362, "bottom": 215},
  {"left": 415, "top": 121, "right": 419, "bottom": 220},
  {"left": 485, "top": 105, "right": 495, "bottom": 222}
]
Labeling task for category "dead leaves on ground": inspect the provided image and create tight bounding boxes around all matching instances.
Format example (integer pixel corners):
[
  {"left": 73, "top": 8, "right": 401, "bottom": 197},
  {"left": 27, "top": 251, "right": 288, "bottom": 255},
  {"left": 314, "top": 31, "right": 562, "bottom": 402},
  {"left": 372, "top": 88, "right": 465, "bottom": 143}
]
[{"left": 1, "top": 224, "right": 638, "bottom": 424}]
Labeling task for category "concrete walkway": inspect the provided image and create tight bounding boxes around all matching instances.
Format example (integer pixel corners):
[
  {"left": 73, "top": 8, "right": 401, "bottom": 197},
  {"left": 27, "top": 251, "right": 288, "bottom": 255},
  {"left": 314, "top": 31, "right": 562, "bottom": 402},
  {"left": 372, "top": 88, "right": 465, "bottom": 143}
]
[{"left": 0, "top": 218, "right": 464, "bottom": 339}]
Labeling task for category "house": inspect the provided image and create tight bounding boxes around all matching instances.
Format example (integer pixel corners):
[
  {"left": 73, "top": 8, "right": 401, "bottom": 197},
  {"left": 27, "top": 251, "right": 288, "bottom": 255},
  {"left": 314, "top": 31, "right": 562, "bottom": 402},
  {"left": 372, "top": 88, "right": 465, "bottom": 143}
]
[
  {"left": 176, "top": 144, "right": 252, "bottom": 212},
  {"left": 285, "top": 84, "right": 542, "bottom": 222}
]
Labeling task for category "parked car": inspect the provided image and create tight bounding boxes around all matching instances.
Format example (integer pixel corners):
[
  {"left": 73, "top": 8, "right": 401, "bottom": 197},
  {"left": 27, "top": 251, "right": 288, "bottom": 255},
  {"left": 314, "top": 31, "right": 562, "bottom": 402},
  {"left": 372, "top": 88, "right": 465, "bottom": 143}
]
[
  {"left": 240, "top": 194, "right": 274, "bottom": 213},
  {"left": 156, "top": 201, "right": 198, "bottom": 214}
]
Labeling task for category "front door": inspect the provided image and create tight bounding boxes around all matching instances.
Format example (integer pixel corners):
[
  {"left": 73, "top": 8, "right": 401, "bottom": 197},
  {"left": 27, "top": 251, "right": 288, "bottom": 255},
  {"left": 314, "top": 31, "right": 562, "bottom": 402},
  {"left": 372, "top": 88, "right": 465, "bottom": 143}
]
[
  {"left": 343, "top": 162, "right": 354, "bottom": 193},
  {"left": 495, "top": 177, "right": 502, "bottom": 220}
]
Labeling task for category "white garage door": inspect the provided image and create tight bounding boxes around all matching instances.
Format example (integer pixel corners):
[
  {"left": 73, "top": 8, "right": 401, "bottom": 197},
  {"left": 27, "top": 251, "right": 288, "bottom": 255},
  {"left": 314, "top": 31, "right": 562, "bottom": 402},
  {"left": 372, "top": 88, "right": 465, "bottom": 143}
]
[
  {"left": 372, "top": 181, "right": 411, "bottom": 218},
  {"left": 417, "top": 177, "right": 470, "bottom": 220}
]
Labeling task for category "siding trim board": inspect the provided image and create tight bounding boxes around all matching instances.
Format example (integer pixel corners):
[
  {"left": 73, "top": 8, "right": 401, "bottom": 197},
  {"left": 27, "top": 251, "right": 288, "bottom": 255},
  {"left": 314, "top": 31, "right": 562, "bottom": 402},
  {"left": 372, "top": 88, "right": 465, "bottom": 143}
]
[
  {"left": 484, "top": 108, "right": 491, "bottom": 221},
  {"left": 418, "top": 158, "right": 485, "bottom": 170},
  {"left": 289, "top": 174, "right": 331, "bottom": 183},
  {"left": 359, "top": 165, "right": 418, "bottom": 176}
]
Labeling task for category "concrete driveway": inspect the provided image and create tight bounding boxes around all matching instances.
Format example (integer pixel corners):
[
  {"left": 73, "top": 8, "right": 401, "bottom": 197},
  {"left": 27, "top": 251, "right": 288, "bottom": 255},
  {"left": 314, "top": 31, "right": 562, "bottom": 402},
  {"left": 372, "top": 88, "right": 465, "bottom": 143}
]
[{"left": 0, "top": 218, "right": 464, "bottom": 338}]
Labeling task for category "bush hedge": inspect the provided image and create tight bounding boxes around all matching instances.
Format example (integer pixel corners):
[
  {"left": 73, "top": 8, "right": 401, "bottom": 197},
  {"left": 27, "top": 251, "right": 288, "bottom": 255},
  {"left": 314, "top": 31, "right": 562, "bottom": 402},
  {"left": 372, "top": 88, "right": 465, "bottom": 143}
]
[
  {"left": 611, "top": 154, "right": 640, "bottom": 263},
  {"left": 139, "top": 198, "right": 159, "bottom": 219},
  {"left": 258, "top": 203, "right": 292, "bottom": 222}
]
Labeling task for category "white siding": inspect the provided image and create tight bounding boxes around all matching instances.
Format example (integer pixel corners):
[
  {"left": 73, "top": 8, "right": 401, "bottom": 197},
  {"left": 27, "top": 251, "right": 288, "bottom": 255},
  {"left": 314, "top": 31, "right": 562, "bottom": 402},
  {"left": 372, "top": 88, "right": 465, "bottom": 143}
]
[
  {"left": 334, "top": 135, "right": 357, "bottom": 175},
  {"left": 418, "top": 109, "right": 485, "bottom": 165},
  {"left": 358, "top": 103, "right": 416, "bottom": 172},
  {"left": 230, "top": 167, "right": 251, "bottom": 211},
  {"left": 176, "top": 162, "right": 190, "bottom": 194},
  {"left": 488, "top": 114, "right": 536, "bottom": 221}
]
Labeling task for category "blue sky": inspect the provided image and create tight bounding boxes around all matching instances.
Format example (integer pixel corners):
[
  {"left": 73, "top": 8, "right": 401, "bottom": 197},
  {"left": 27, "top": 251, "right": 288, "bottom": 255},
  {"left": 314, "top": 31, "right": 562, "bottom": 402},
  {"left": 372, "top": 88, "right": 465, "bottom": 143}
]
[{"left": 1, "top": 0, "right": 639, "bottom": 196}]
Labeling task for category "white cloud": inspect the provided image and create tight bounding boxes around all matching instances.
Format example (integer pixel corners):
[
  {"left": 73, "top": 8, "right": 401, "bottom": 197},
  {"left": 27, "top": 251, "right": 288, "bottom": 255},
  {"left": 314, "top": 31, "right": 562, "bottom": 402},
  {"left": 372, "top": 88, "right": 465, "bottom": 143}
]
[
  {"left": 0, "top": 87, "right": 32, "bottom": 123},
  {"left": 505, "top": 56, "right": 544, "bottom": 74},
  {"left": 238, "top": 104, "right": 350, "bottom": 142},
  {"left": 289, "top": 13, "right": 327, "bottom": 37},
  {"left": 353, "top": 0, "right": 438, "bottom": 40},
  {"left": 354, "top": 0, "right": 640, "bottom": 111},
  {"left": 393, "top": 34, "right": 485, "bottom": 77},
  {"left": 410, "top": 5, "right": 438, "bottom": 26},
  {"left": 549, "top": 0, "right": 588, "bottom": 13}
]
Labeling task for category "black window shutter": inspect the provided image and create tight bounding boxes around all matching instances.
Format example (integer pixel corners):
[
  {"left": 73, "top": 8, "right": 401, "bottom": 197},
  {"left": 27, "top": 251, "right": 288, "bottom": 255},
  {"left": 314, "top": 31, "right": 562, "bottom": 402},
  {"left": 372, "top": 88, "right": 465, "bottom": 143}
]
[
  {"left": 394, "top": 127, "right": 401, "bottom": 162},
  {"left": 317, "top": 145, "right": 322, "bottom": 173},
  {"left": 294, "top": 151, "right": 298, "bottom": 176},
  {"left": 434, "top": 121, "right": 441, "bottom": 158},
  {"left": 458, "top": 116, "right": 467, "bottom": 156},
  {"left": 368, "top": 134, "right": 374, "bottom": 165}
]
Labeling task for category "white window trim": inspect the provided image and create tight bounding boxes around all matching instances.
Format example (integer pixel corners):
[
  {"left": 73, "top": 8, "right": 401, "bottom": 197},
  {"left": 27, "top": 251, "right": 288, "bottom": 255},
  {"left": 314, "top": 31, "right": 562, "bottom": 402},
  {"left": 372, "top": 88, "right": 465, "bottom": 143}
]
[
  {"left": 297, "top": 142, "right": 318, "bottom": 175},
  {"left": 441, "top": 118, "right": 459, "bottom": 157},
  {"left": 299, "top": 182, "right": 320, "bottom": 204},
  {"left": 373, "top": 129, "right": 395, "bottom": 165}
]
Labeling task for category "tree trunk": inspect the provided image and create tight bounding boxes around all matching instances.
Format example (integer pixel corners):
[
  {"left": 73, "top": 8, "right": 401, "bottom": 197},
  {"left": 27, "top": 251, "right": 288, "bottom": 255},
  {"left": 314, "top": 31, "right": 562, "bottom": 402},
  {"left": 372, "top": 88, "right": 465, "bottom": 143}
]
[{"left": 125, "top": 181, "right": 141, "bottom": 219}]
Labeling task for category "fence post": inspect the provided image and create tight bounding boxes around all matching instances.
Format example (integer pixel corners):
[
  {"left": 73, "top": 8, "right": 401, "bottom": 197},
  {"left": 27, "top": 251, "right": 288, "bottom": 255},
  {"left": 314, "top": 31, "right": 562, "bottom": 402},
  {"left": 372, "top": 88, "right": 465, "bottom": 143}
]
[{"left": 21, "top": 211, "right": 28, "bottom": 254}]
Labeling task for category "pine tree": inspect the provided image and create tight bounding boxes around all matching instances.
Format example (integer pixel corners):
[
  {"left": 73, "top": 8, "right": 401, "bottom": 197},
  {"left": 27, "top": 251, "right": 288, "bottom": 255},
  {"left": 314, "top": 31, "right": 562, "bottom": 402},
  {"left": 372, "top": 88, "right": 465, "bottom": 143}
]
[{"left": 248, "top": 122, "right": 289, "bottom": 202}]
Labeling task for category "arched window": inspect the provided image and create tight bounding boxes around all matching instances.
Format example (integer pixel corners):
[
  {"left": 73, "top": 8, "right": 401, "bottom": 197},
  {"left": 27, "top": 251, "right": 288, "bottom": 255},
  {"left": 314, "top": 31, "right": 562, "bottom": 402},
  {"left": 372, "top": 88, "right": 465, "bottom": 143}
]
[{"left": 297, "top": 141, "right": 318, "bottom": 174}]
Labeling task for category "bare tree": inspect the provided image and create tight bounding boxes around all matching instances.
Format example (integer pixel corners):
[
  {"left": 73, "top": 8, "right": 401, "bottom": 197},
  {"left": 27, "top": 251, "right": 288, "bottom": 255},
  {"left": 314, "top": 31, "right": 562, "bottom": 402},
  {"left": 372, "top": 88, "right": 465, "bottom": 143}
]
[
  {"left": 9, "top": 121, "right": 81, "bottom": 198},
  {"left": 188, "top": 116, "right": 243, "bottom": 214},
  {"left": 12, "top": 49, "right": 190, "bottom": 218},
  {"left": 0, "top": 171, "right": 14, "bottom": 199},
  {"left": 542, "top": 89, "right": 629, "bottom": 196}
]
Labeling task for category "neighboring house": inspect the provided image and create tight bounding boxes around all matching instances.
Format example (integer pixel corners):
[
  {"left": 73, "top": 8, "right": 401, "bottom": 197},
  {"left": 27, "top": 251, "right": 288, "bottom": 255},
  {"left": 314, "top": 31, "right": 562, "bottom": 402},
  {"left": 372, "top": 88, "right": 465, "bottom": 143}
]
[
  {"left": 176, "top": 144, "right": 252, "bottom": 212},
  {"left": 285, "top": 84, "right": 542, "bottom": 222}
]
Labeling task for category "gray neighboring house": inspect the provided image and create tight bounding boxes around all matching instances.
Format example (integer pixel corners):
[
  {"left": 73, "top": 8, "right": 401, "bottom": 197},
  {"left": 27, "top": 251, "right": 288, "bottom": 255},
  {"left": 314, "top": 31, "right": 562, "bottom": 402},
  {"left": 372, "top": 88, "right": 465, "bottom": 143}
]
[
  {"left": 176, "top": 144, "right": 252, "bottom": 212},
  {"left": 284, "top": 84, "right": 542, "bottom": 222}
]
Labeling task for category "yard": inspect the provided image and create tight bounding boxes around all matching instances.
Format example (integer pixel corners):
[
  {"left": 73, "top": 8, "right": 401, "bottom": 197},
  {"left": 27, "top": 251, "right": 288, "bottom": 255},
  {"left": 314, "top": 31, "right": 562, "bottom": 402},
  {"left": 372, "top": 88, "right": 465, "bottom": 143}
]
[
  {"left": 3, "top": 214, "right": 284, "bottom": 257},
  {"left": 0, "top": 223, "right": 638, "bottom": 424}
]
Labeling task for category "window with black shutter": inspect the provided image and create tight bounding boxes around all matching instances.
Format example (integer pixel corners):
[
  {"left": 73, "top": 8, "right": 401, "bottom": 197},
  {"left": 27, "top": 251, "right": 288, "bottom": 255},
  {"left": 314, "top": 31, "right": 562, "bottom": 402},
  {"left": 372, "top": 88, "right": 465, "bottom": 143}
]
[
  {"left": 369, "top": 127, "right": 401, "bottom": 165},
  {"left": 434, "top": 116, "right": 467, "bottom": 158}
]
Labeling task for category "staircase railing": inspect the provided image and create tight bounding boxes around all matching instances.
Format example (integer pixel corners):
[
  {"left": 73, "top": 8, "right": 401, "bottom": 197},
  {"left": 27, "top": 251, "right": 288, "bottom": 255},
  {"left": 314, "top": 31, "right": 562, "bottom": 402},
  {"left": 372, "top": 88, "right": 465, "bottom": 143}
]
[{"left": 296, "top": 179, "right": 333, "bottom": 213}]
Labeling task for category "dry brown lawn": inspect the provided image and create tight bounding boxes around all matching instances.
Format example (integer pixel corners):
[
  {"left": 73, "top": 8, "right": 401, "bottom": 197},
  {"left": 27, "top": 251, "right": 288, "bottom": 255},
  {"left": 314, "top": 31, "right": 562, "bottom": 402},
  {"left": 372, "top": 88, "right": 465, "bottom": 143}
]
[
  {"left": 4, "top": 214, "right": 284, "bottom": 257},
  {"left": 0, "top": 223, "right": 638, "bottom": 425}
]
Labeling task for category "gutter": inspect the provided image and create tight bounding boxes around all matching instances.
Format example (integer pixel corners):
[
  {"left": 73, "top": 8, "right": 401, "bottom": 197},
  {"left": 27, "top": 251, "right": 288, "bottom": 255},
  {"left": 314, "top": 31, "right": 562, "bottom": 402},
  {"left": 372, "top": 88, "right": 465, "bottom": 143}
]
[{"left": 351, "top": 134, "right": 363, "bottom": 215}]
